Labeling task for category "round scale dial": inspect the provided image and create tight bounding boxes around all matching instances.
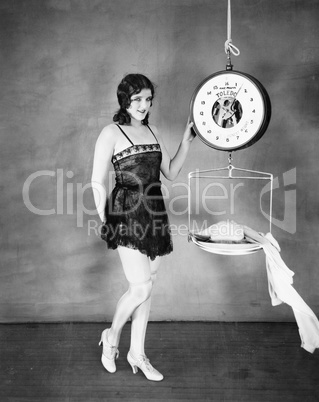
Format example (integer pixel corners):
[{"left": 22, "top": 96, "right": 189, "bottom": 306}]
[{"left": 190, "top": 70, "right": 271, "bottom": 151}]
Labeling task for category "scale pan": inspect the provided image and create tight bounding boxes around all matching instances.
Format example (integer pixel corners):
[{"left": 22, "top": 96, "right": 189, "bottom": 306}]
[{"left": 189, "top": 233, "right": 263, "bottom": 255}]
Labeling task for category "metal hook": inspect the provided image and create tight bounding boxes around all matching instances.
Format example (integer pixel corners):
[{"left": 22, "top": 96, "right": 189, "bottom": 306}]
[
  {"left": 228, "top": 152, "right": 233, "bottom": 165},
  {"left": 226, "top": 49, "right": 233, "bottom": 70},
  {"left": 228, "top": 152, "right": 233, "bottom": 177}
]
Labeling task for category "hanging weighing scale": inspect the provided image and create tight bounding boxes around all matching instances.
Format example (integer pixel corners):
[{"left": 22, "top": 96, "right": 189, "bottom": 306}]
[
  {"left": 188, "top": 0, "right": 273, "bottom": 255},
  {"left": 190, "top": 70, "right": 271, "bottom": 151}
]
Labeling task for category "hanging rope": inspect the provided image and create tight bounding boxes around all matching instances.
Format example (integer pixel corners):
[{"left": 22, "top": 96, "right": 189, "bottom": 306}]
[{"left": 224, "top": 0, "right": 240, "bottom": 57}]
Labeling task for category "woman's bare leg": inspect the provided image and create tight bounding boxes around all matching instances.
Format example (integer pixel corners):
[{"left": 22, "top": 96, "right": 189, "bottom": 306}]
[
  {"left": 107, "top": 247, "right": 152, "bottom": 347},
  {"left": 129, "top": 256, "right": 162, "bottom": 355}
]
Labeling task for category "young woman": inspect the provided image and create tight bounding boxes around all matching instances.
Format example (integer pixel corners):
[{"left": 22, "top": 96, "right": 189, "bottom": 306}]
[{"left": 91, "top": 73, "right": 195, "bottom": 381}]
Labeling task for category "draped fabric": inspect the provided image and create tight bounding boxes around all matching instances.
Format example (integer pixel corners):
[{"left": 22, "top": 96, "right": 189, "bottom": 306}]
[{"left": 244, "top": 226, "right": 319, "bottom": 353}]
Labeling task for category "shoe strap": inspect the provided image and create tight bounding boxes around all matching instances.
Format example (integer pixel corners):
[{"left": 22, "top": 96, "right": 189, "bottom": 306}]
[
  {"left": 137, "top": 355, "right": 154, "bottom": 371},
  {"left": 103, "top": 330, "right": 119, "bottom": 358},
  {"left": 103, "top": 343, "right": 119, "bottom": 359}
]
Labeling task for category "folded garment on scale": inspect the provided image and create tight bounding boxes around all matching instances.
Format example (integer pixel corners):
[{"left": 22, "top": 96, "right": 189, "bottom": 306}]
[{"left": 199, "top": 219, "right": 244, "bottom": 241}]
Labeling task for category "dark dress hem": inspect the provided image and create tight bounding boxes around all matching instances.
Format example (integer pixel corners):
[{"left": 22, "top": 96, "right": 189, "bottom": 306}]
[{"left": 102, "top": 236, "right": 173, "bottom": 261}]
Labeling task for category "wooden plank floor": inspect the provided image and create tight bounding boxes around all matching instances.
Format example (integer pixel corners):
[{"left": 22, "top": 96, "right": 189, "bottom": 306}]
[{"left": 0, "top": 322, "right": 318, "bottom": 401}]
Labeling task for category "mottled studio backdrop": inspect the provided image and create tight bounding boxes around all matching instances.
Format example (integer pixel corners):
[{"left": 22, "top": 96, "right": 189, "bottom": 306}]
[{"left": 1, "top": 0, "right": 319, "bottom": 322}]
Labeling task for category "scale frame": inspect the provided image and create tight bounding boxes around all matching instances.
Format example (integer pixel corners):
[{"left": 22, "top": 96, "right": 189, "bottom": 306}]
[{"left": 187, "top": 164, "right": 274, "bottom": 255}]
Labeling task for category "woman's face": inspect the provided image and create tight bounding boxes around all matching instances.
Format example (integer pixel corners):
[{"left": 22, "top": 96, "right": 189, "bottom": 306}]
[{"left": 127, "top": 88, "right": 153, "bottom": 122}]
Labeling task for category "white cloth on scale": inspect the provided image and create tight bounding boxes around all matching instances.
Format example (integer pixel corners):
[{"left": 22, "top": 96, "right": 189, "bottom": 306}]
[{"left": 244, "top": 225, "right": 319, "bottom": 353}]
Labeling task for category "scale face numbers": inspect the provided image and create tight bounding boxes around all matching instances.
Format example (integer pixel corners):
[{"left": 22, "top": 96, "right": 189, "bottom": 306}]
[{"left": 190, "top": 70, "right": 271, "bottom": 151}]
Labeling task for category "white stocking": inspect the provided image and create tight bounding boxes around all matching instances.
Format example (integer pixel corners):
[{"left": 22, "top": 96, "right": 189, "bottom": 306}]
[
  {"left": 130, "top": 272, "right": 157, "bottom": 356},
  {"left": 107, "top": 278, "right": 152, "bottom": 347}
]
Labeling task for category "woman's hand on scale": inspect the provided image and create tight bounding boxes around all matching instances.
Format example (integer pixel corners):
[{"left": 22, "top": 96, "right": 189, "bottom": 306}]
[{"left": 182, "top": 116, "right": 196, "bottom": 143}]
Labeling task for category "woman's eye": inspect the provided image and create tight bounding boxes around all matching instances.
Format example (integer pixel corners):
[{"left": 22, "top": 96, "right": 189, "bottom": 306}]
[{"left": 131, "top": 97, "right": 152, "bottom": 103}]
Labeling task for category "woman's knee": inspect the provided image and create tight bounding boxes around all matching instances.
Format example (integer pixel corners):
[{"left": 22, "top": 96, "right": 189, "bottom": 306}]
[
  {"left": 129, "top": 278, "right": 153, "bottom": 304},
  {"left": 150, "top": 271, "right": 157, "bottom": 285},
  {"left": 118, "top": 247, "right": 152, "bottom": 283}
]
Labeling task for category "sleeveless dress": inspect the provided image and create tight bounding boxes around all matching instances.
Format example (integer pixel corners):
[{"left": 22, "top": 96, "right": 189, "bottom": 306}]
[{"left": 101, "top": 124, "right": 173, "bottom": 260}]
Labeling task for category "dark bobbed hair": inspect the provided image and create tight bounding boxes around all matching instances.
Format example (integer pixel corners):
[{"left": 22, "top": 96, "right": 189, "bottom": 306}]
[{"left": 113, "top": 74, "right": 155, "bottom": 125}]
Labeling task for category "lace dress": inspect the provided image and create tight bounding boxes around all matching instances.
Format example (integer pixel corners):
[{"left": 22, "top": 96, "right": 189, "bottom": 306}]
[{"left": 101, "top": 124, "right": 173, "bottom": 260}]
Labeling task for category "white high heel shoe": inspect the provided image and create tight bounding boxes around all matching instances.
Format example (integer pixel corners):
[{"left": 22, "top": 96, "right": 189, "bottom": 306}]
[
  {"left": 98, "top": 329, "right": 119, "bottom": 373},
  {"left": 127, "top": 352, "right": 164, "bottom": 381}
]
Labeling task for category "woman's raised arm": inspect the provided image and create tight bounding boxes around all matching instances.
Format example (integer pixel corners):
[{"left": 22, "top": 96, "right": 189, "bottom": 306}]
[{"left": 154, "top": 119, "right": 195, "bottom": 181}]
